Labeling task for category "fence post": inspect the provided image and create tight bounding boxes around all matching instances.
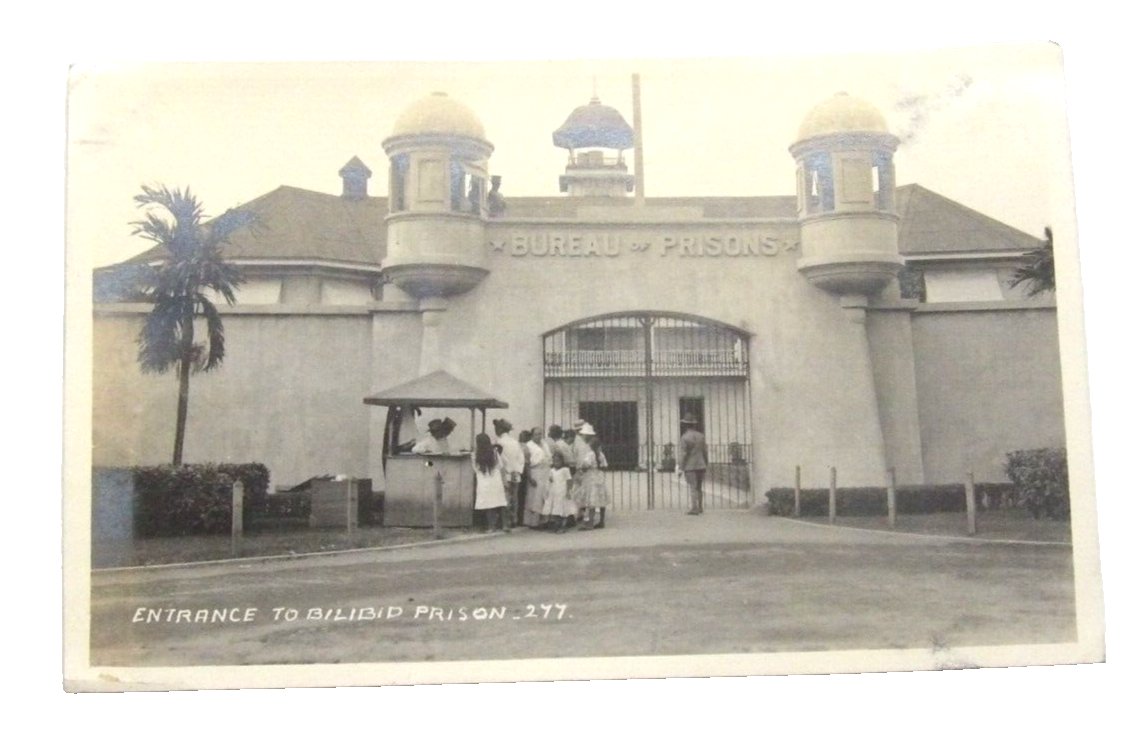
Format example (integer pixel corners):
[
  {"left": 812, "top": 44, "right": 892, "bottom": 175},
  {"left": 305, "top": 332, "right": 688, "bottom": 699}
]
[
  {"left": 828, "top": 466, "right": 837, "bottom": 525},
  {"left": 231, "top": 480, "right": 244, "bottom": 558},
  {"left": 794, "top": 465, "right": 801, "bottom": 518},
  {"left": 346, "top": 477, "right": 358, "bottom": 545},
  {"left": 887, "top": 467, "right": 897, "bottom": 529},
  {"left": 433, "top": 471, "right": 444, "bottom": 540},
  {"left": 965, "top": 472, "right": 977, "bottom": 536}
]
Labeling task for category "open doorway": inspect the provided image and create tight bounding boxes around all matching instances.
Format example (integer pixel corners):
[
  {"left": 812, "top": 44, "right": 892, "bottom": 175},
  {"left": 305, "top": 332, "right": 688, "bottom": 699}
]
[{"left": 579, "top": 400, "right": 639, "bottom": 471}]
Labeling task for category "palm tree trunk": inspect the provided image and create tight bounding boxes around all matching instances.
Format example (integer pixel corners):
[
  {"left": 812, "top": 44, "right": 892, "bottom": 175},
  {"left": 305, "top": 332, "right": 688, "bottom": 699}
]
[{"left": 173, "top": 357, "right": 191, "bottom": 466}]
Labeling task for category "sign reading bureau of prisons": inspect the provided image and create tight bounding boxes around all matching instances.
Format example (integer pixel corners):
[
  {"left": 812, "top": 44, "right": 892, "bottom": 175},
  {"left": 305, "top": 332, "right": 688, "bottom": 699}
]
[
  {"left": 489, "top": 231, "right": 799, "bottom": 258},
  {"left": 65, "top": 48, "right": 1103, "bottom": 693}
]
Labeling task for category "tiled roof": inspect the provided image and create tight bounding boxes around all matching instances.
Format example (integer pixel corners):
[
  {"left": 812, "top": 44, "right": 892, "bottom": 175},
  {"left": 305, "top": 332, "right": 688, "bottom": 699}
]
[
  {"left": 896, "top": 184, "right": 1042, "bottom": 256},
  {"left": 124, "top": 186, "right": 389, "bottom": 267},
  {"left": 110, "top": 183, "right": 1038, "bottom": 268}
]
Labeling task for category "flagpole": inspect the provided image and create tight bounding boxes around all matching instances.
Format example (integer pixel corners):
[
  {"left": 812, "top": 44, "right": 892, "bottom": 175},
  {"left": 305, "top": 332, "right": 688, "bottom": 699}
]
[{"left": 632, "top": 73, "right": 645, "bottom": 206}]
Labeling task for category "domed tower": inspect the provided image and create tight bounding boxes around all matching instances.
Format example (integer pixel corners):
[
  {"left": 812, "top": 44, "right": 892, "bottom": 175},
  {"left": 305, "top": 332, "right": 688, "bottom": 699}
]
[
  {"left": 553, "top": 96, "right": 635, "bottom": 197},
  {"left": 790, "top": 93, "right": 901, "bottom": 300},
  {"left": 381, "top": 92, "right": 493, "bottom": 373},
  {"left": 381, "top": 92, "right": 493, "bottom": 299}
]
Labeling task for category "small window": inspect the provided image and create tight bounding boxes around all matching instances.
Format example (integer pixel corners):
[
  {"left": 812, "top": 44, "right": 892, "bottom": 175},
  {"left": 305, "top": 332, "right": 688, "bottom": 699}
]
[{"left": 389, "top": 154, "right": 409, "bottom": 211}]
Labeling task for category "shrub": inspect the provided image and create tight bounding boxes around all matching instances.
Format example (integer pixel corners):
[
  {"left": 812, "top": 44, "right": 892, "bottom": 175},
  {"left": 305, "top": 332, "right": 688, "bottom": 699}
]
[
  {"left": 765, "top": 482, "right": 1016, "bottom": 517},
  {"left": 1004, "top": 448, "right": 1069, "bottom": 520},
  {"left": 133, "top": 463, "right": 270, "bottom": 536}
]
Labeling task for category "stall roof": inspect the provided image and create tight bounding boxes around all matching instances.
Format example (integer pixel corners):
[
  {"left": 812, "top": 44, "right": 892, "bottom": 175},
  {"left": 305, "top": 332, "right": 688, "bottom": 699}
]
[{"left": 363, "top": 370, "right": 509, "bottom": 409}]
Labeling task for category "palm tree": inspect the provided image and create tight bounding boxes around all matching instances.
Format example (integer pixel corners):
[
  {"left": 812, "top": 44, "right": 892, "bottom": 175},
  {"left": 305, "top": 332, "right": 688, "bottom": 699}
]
[
  {"left": 132, "top": 185, "right": 253, "bottom": 465},
  {"left": 1009, "top": 226, "right": 1055, "bottom": 297}
]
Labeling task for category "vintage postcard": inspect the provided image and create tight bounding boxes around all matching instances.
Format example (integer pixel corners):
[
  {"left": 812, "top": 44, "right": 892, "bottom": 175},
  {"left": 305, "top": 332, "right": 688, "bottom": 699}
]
[{"left": 64, "top": 47, "right": 1103, "bottom": 691}]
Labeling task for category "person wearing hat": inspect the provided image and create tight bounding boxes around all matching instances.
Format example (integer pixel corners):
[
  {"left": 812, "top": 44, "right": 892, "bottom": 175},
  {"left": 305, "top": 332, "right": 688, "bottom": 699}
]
[
  {"left": 573, "top": 423, "right": 610, "bottom": 529},
  {"left": 411, "top": 417, "right": 456, "bottom": 455},
  {"left": 676, "top": 414, "right": 708, "bottom": 514},
  {"left": 493, "top": 419, "right": 525, "bottom": 528}
]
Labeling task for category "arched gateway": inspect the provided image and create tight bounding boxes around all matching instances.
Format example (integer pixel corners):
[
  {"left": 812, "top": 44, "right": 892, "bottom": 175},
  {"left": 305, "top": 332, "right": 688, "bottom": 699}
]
[{"left": 542, "top": 312, "right": 753, "bottom": 510}]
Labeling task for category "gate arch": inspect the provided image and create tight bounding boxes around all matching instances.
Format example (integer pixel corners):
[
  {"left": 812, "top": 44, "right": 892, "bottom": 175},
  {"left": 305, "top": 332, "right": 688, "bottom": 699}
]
[{"left": 542, "top": 312, "right": 753, "bottom": 510}]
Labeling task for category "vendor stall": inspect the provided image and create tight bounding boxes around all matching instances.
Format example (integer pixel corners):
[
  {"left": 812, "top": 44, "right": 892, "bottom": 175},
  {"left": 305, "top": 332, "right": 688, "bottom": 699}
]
[{"left": 364, "top": 370, "right": 508, "bottom": 527}]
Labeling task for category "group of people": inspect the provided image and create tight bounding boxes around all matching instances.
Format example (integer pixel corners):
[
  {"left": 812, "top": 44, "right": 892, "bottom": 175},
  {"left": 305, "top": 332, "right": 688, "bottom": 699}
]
[
  {"left": 473, "top": 419, "right": 610, "bottom": 534},
  {"left": 405, "top": 409, "right": 710, "bottom": 526}
]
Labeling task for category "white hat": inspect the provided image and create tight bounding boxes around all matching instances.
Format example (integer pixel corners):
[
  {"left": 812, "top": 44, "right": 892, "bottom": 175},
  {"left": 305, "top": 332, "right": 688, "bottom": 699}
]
[{"left": 579, "top": 423, "right": 596, "bottom": 436}]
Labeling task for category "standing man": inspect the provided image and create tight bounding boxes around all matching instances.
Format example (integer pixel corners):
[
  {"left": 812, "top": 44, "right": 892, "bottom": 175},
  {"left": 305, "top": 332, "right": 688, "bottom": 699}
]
[
  {"left": 494, "top": 419, "right": 525, "bottom": 528},
  {"left": 676, "top": 414, "right": 708, "bottom": 515}
]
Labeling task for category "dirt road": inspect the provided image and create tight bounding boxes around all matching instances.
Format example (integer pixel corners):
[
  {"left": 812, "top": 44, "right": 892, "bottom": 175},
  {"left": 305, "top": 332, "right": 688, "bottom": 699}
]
[{"left": 89, "top": 511, "right": 1076, "bottom": 667}]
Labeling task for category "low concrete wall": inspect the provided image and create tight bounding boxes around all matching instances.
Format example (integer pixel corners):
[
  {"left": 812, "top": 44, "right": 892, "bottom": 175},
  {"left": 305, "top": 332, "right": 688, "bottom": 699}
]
[
  {"left": 910, "top": 303, "right": 1064, "bottom": 483},
  {"left": 91, "top": 467, "right": 134, "bottom": 568}
]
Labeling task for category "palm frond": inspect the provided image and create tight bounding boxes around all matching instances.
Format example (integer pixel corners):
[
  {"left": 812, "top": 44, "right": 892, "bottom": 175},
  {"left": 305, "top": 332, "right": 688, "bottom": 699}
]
[
  {"left": 198, "top": 298, "right": 227, "bottom": 371},
  {"left": 1009, "top": 226, "right": 1055, "bottom": 296}
]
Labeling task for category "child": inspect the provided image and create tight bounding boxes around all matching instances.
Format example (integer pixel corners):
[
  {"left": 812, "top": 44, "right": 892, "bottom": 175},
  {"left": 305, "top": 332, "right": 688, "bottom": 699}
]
[{"left": 548, "top": 459, "right": 575, "bottom": 534}]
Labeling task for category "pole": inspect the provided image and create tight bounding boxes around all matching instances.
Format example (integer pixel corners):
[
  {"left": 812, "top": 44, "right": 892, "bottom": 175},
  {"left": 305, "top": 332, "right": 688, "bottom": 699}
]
[
  {"left": 887, "top": 467, "right": 897, "bottom": 529},
  {"left": 632, "top": 73, "right": 645, "bottom": 206},
  {"left": 965, "top": 471, "right": 977, "bottom": 536},
  {"left": 642, "top": 316, "right": 655, "bottom": 509},
  {"left": 346, "top": 477, "right": 358, "bottom": 545},
  {"left": 793, "top": 464, "right": 801, "bottom": 518},
  {"left": 433, "top": 471, "right": 444, "bottom": 540},
  {"left": 230, "top": 480, "right": 244, "bottom": 558},
  {"left": 828, "top": 466, "right": 837, "bottom": 525}
]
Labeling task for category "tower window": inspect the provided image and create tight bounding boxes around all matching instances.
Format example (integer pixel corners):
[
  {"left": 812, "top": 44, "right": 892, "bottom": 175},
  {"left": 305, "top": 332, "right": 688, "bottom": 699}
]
[
  {"left": 804, "top": 152, "right": 834, "bottom": 213},
  {"left": 390, "top": 154, "right": 409, "bottom": 212},
  {"left": 873, "top": 151, "right": 895, "bottom": 211}
]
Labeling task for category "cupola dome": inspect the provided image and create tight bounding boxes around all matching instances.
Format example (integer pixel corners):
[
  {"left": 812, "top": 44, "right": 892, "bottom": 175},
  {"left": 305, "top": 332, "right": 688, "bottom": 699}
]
[
  {"left": 796, "top": 92, "right": 889, "bottom": 141},
  {"left": 552, "top": 96, "right": 634, "bottom": 150},
  {"left": 392, "top": 92, "right": 486, "bottom": 140}
]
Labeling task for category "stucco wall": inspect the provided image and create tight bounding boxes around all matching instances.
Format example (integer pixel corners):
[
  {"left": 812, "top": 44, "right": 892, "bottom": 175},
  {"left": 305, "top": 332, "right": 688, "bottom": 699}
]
[
  {"left": 910, "top": 303, "right": 1064, "bottom": 483},
  {"left": 93, "top": 307, "right": 374, "bottom": 489},
  {"left": 866, "top": 307, "right": 926, "bottom": 485},
  {"left": 367, "top": 218, "right": 895, "bottom": 492}
]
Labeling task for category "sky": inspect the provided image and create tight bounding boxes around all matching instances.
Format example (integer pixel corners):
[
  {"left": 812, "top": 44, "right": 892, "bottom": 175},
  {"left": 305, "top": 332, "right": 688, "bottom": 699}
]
[{"left": 68, "top": 45, "right": 1073, "bottom": 269}]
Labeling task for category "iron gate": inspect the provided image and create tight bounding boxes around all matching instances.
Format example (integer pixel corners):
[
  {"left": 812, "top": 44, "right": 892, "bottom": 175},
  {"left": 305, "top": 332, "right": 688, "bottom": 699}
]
[{"left": 542, "top": 312, "right": 753, "bottom": 510}]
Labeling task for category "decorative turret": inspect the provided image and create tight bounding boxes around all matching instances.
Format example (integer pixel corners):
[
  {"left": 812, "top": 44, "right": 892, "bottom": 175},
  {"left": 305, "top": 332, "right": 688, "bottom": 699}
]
[
  {"left": 553, "top": 96, "right": 635, "bottom": 197},
  {"left": 790, "top": 92, "right": 902, "bottom": 298},
  {"left": 339, "top": 156, "right": 372, "bottom": 200},
  {"left": 381, "top": 92, "right": 493, "bottom": 298}
]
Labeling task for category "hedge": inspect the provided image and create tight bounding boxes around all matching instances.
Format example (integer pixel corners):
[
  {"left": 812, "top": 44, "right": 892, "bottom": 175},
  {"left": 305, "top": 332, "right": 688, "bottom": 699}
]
[
  {"left": 1004, "top": 448, "right": 1069, "bottom": 520},
  {"left": 133, "top": 463, "right": 270, "bottom": 536},
  {"left": 765, "top": 482, "right": 1016, "bottom": 517}
]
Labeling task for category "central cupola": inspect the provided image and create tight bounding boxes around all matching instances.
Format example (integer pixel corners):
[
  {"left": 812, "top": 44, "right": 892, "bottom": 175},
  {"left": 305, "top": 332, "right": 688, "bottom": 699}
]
[{"left": 553, "top": 96, "right": 635, "bottom": 197}]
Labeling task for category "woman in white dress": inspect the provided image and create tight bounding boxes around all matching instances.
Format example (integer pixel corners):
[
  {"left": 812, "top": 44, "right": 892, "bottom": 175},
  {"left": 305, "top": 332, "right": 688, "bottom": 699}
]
[
  {"left": 574, "top": 425, "right": 610, "bottom": 530},
  {"left": 472, "top": 433, "right": 509, "bottom": 533},
  {"left": 522, "top": 427, "right": 550, "bottom": 528}
]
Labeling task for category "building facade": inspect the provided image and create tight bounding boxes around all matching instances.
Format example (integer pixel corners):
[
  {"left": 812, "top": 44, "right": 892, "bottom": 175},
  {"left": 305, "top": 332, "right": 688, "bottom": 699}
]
[{"left": 92, "top": 90, "right": 1065, "bottom": 510}]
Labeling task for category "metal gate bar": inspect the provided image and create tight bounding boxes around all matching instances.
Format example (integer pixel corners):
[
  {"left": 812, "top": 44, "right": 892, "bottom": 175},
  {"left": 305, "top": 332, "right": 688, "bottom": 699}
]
[{"left": 543, "top": 312, "right": 753, "bottom": 511}]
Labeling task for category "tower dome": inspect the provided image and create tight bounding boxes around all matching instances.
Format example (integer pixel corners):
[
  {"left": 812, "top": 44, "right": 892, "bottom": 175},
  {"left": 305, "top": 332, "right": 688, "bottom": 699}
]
[
  {"left": 796, "top": 92, "right": 889, "bottom": 141},
  {"left": 552, "top": 96, "right": 634, "bottom": 150},
  {"left": 391, "top": 91, "right": 487, "bottom": 140}
]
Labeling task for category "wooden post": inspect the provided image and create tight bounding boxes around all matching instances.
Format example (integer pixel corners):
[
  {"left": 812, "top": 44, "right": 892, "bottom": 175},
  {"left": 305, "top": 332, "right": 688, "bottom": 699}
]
[
  {"left": 887, "top": 467, "right": 897, "bottom": 529},
  {"left": 230, "top": 480, "right": 244, "bottom": 558},
  {"left": 793, "top": 465, "right": 802, "bottom": 518},
  {"left": 828, "top": 466, "right": 837, "bottom": 525},
  {"left": 346, "top": 477, "right": 358, "bottom": 545},
  {"left": 433, "top": 471, "right": 444, "bottom": 540},
  {"left": 965, "top": 472, "right": 977, "bottom": 536}
]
